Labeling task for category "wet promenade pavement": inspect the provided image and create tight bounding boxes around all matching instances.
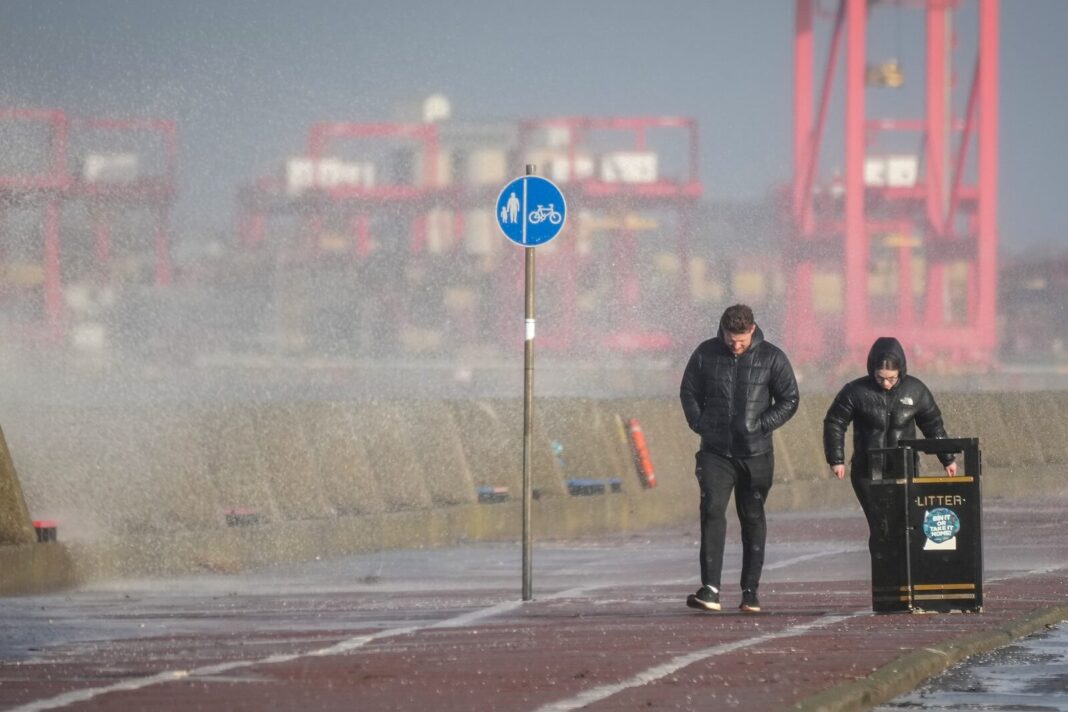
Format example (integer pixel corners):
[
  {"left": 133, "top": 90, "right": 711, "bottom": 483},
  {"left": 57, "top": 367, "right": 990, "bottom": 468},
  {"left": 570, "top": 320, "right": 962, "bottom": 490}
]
[
  {"left": 1, "top": 495, "right": 1066, "bottom": 711},
  {"left": 876, "top": 621, "right": 1068, "bottom": 711}
]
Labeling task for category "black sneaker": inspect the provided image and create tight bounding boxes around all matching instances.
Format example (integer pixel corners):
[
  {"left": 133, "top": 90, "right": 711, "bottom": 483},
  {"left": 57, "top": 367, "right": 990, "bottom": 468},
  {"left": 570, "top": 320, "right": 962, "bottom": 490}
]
[
  {"left": 739, "top": 588, "right": 761, "bottom": 613},
  {"left": 686, "top": 585, "right": 721, "bottom": 612}
]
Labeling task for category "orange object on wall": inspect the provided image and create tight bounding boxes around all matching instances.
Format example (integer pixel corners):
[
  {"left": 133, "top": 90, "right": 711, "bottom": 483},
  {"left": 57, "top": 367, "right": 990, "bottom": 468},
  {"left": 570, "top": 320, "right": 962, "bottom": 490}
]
[{"left": 626, "top": 417, "right": 657, "bottom": 488}]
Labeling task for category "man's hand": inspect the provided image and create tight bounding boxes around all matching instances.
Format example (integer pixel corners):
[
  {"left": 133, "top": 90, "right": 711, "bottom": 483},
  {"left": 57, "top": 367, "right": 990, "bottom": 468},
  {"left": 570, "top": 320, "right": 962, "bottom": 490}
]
[
  {"left": 831, "top": 464, "right": 846, "bottom": 480},
  {"left": 945, "top": 462, "right": 958, "bottom": 477}
]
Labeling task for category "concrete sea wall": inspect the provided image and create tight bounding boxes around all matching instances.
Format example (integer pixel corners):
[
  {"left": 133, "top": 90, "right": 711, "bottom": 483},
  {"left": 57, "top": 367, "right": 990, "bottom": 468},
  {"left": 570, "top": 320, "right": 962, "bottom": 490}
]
[{"left": 2, "top": 392, "right": 1066, "bottom": 594}]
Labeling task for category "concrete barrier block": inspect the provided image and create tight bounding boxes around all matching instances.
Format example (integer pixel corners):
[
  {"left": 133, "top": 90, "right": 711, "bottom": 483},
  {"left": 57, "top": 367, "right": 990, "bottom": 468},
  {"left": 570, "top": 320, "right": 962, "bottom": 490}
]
[
  {"left": 531, "top": 404, "right": 570, "bottom": 499},
  {"left": 110, "top": 407, "right": 230, "bottom": 535},
  {"left": 21, "top": 406, "right": 163, "bottom": 538},
  {"left": 136, "top": 406, "right": 224, "bottom": 532},
  {"left": 538, "top": 400, "right": 623, "bottom": 486},
  {"left": 603, "top": 410, "right": 640, "bottom": 488},
  {"left": 934, "top": 392, "right": 979, "bottom": 444},
  {"left": 777, "top": 396, "right": 831, "bottom": 481},
  {"left": 994, "top": 393, "right": 1048, "bottom": 467},
  {"left": 90, "top": 408, "right": 166, "bottom": 535},
  {"left": 493, "top": 400, "right": 568, "bottom": 499},
  {"left": 448, "top": 400, "right": 521, "bottom": 494},
  {"left": 771, "top": 428, "right": 796, "bottom": 481},
  {"left": 0, "top": 543, "right": 78, "bottom": 595},
  {"left": 449, "top": 399, "right": 569, "bottom": 499},
  {"left": 250, "top": 404, "right": 333, "bottom": 521},
  {"left": 965, "top": 393, "right": 1015, "bottom": 467},
  {"left": 2, "top": 408, "right": 98, "bottom": 539},
  {"left": 0, "top": 424, "right": 35, "bottom": 546},
  {"left": 201, "top": 405, "right": 280, "bottom": 524},
  {"left": 1032, "top": 392, "right": 1068, "bottom": 464},
  {"left": 407, "top": 402, "right": 476, "bottom": 507},
  {"left": 1050, "top": 391, "right": 1068, "bottom": 422},
  {"left": 358, "top": 402, "right": 433, "bottom": 511},
  {"left": 307, "top": 402, "right": 385, "bottom": 516}
]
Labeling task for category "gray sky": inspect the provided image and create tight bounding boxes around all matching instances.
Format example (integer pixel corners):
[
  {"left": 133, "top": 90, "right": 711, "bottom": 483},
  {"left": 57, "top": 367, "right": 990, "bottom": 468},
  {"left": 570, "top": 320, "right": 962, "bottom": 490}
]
[{"left": 1, "top": 1, "right": 1065, "bottom": 253}]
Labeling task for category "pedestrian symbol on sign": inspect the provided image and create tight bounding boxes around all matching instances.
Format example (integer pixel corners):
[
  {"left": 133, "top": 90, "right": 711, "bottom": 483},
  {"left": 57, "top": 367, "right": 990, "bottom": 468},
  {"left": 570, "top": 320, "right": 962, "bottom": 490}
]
[{"left": 505, "top": 191, "right": 521, "bottom": 224}]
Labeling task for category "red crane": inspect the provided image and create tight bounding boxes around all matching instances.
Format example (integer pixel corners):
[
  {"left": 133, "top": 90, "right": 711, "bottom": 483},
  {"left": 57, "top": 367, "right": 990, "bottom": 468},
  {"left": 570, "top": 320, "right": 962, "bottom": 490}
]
[
  {"left": 0, "top": 110, "right": 177, "bottom": 334},
  {"left": 69, "top": 117, "right": 178, "bottom": 287},
  {"left": 786, "top": 0, "right": 999, "bottom": 372},
  {"left": 238, "top": 121, "right": 446, "bottom": 258},
  {"left": 0, "top": 108, "right": 70, "bottom": 327}
]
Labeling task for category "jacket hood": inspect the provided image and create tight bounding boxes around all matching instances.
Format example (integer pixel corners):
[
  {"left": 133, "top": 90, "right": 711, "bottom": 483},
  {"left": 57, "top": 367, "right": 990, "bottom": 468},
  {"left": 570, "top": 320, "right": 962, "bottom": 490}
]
[
  {"left": 717, "top": 324, "right": 765, "bottom": 352},
  {"left": 866, "top": 336, "right": 907, "bottom": 378}
]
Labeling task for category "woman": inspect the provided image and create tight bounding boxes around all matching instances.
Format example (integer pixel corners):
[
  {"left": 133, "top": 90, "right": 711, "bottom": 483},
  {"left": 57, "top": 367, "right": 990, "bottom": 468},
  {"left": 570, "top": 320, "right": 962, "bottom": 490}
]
[{"left": 823, "top": 337, "right": 957, "bottom": 544}]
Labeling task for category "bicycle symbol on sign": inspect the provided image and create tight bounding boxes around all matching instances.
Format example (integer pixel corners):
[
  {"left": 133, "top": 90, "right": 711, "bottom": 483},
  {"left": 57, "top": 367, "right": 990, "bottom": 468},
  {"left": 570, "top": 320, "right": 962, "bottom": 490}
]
[{"left": 528, "top": 204, "right": 563, "bottom": 226}]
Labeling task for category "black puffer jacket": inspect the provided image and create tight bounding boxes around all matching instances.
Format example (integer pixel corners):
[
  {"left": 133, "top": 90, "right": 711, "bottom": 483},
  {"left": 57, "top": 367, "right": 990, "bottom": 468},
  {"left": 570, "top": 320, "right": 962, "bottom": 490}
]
[
  {"left": 680, "top": 326, "right": 800, "bottom": 458},
  {"left": 823, "top": 336, "right": 954, "bottom": 471}
]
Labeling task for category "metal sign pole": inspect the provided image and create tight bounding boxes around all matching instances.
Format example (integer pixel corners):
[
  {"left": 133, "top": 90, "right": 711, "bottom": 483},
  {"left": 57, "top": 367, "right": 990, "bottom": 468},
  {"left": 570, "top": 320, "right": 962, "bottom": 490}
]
[
  {"left": 493, "top": 164, "right": 564, "bottom": 602},
  {"left": 522, "top": 163, "right": 536, "bottom": 602},
  {"left": 903, "top": 447, "right": 915, "bottom": 611}
]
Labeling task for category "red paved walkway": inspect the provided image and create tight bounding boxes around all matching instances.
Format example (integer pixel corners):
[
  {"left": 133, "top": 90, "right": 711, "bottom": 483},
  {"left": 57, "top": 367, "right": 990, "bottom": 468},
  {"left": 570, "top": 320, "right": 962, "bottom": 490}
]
[{"left": 1, "top": 500, "right": 1065, "bottom": 711}]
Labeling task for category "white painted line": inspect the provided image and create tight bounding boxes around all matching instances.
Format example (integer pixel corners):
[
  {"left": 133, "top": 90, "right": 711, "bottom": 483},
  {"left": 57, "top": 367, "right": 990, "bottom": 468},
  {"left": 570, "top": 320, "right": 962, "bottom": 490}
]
[
  {"left": 530, "top": 547, "right": 867, "bottom": 712},
  {"left": 657, "top": 547, "right": 864, "bottom": 588},
  {"left": 764, "top": 547, "right": 866, "bottom": 570},
  {"left": 532, "top": 611, "right": 868, "bottom": 712},
  {"left": 988, "top": 563, "right": 1068, "bottom": 583},
  {"left": 7, "top": 586, "right": 596, "bottom": 712},
  {"left": 9, "top": 550, "right": 861, "bottom": 711}
]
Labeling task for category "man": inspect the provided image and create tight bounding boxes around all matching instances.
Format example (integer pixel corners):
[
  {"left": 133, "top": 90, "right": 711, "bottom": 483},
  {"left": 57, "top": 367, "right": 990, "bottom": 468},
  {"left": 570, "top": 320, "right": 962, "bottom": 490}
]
[{"left": 679, "top": 304, "right": 799, "bottom": 613}]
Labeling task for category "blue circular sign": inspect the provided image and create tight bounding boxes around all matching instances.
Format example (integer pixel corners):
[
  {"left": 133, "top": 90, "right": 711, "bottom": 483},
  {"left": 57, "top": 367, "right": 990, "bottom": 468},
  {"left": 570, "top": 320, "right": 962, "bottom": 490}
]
[{"left": 495, "top": 175, "right": 566, "bottom": 247}]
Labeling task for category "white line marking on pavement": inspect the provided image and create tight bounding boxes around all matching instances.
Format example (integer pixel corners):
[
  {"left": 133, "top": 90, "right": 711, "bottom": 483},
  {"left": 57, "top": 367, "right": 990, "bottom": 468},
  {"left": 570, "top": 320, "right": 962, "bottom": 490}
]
[
  {"left": 988, "top": 563, "right": 1068, "bottom": 583},
  {"left": 658, "top": 547, "right": 863, "bottom": 588},
  {"left": 765, "top": 547, "right": 866, "bottom": 570},
  {"left": 9, "top": 549, "right": 857, "bottom": 711},
  {"left": 532, "top": 611, "right": 868, "bottom": 712},
  {"left": 7, "top": 585, "right": 596, "bottom": 712}
]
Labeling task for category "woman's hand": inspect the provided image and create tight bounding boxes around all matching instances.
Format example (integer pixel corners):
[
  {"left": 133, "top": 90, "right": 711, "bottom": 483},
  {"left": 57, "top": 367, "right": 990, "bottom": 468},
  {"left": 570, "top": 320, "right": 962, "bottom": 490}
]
[
  {"left": 945, "top": 462, "right": 958, "bottom": 477},
  {"left": 831, "top": 464, "right": 846, "bottom": 480}
]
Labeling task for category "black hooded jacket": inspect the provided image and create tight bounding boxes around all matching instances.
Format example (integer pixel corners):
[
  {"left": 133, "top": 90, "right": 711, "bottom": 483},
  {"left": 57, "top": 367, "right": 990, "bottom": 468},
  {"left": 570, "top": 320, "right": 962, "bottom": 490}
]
[
  {"left": 680, "top": 325, "right": 799, "bottom": 458},
  {"left": 823, "top": 336, "right": 954, "bottom": 472}
]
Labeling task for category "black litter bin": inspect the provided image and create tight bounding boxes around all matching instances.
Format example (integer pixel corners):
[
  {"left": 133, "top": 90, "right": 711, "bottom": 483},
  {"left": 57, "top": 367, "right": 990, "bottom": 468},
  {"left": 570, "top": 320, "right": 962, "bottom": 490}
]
[{"left": 867, "top": 437, "right": 983, "bottom": 613}]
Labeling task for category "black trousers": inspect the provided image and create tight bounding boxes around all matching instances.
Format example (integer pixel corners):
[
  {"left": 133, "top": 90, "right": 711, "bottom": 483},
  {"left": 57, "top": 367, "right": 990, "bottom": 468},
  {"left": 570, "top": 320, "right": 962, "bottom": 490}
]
[
  {"left": 695, "top": 449, "right": 774, "bottom": 591},
  {"left": 849, "top": 449, "right": 927, "bottom": 526},
  {"left": 850, "top": 472, "right": 876, "bottom": 555}
]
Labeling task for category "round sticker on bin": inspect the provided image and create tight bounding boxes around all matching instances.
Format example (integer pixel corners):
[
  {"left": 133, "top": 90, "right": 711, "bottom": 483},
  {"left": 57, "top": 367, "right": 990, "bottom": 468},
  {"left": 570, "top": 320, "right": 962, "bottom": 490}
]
[{"left": 922, "top": 507, "right": 960, "bottom": 544}]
